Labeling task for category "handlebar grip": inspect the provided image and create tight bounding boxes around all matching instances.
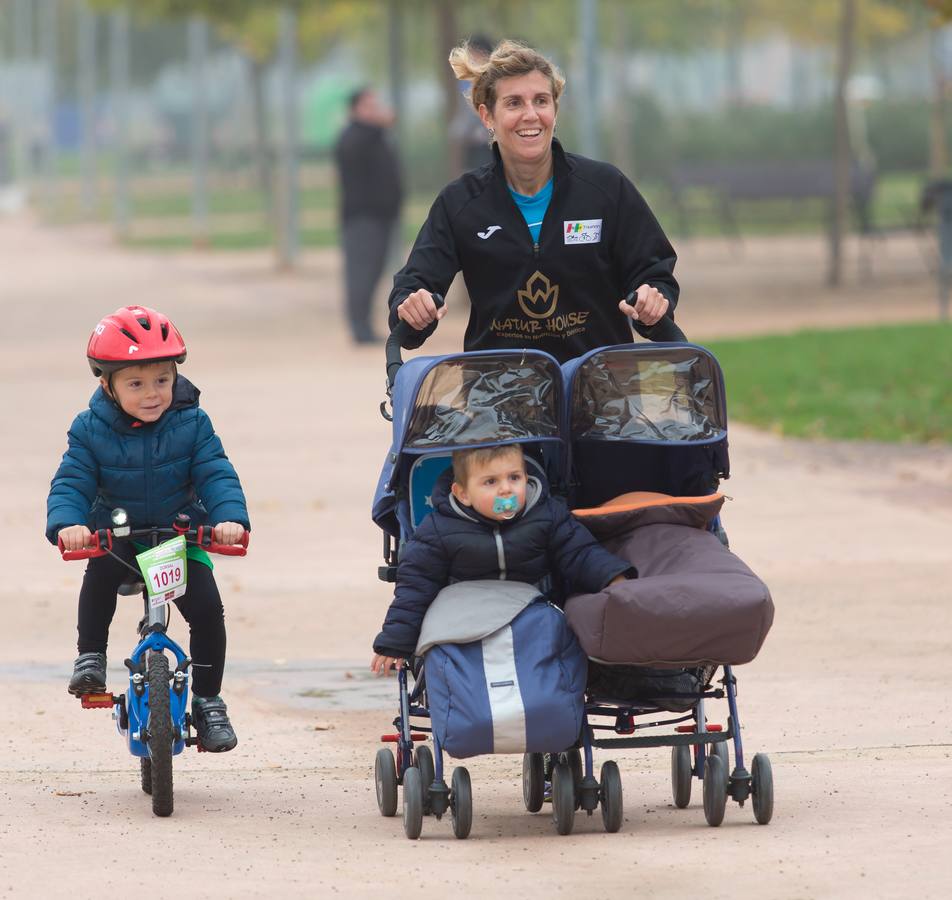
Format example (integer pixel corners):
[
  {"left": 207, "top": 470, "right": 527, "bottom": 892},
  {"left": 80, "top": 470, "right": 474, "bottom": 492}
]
[
  {"left": 635, "top": 315, "right": 687, "bottom": 343},
  {"left": 197, "top": 527, "right": 250, "bottom": 557},
  {"left": 58, "top": 530, "right": 111, "bottom": 561},
  {"left": 625, "top": 290, "right": 687, "bottom": 343},
  {"left": 386, "top": 293, "right": 445, "bottom": 387}
]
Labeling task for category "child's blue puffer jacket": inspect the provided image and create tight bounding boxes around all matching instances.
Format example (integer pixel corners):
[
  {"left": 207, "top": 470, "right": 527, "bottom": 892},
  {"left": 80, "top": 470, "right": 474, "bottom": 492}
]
[{"left": 46, "top": 376, "right": 249, "bottom": 543}]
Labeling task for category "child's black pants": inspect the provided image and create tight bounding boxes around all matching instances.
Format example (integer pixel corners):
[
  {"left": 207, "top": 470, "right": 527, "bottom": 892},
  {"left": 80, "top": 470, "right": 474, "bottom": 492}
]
[{"left": 76, "top": 543, "right": 227, "bottom": 698}]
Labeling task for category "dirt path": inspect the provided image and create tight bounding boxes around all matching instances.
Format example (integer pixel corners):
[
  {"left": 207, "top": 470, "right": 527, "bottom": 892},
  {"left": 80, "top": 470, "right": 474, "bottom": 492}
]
[{"left": 0, "top": 215, "right": 949, "bottom": 898}]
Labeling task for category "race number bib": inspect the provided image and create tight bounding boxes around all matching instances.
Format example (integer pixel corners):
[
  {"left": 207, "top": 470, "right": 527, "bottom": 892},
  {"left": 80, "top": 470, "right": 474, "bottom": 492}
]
[{"left": 136, "top": 536, "right": 188, "bottom": 608}]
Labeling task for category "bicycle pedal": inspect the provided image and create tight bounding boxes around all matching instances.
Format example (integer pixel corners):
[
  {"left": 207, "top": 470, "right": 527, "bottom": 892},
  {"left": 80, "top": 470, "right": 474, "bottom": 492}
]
[{"left": 80, "top": 693, "right": 115, "bottom": 709}]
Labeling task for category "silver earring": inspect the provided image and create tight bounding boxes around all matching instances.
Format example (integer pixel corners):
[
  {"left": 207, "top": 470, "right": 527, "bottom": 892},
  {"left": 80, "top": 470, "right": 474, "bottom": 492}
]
[{"left": 488, "top": 127, "right": 495, "bottom": 146}]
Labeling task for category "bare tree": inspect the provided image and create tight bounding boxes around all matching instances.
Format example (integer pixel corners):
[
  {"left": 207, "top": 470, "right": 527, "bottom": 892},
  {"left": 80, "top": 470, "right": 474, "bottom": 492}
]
[{"left": 830, "top": 0, "right": 856, "bottom": 287}]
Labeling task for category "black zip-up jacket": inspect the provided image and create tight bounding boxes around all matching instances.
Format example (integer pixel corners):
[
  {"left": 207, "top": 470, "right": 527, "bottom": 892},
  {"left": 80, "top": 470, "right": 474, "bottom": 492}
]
[
  {"left": 373, "top": 473, "right": 635, "bottom": 656},
  {"left": 388, "top": 140, "right": 678, "bottom": 363}
]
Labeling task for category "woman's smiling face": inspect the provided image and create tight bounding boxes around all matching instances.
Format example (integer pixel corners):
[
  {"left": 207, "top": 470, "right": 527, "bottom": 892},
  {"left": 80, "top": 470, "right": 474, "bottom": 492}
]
[{"left": 480, "top": 69, "right": 557, "bottom": 168}]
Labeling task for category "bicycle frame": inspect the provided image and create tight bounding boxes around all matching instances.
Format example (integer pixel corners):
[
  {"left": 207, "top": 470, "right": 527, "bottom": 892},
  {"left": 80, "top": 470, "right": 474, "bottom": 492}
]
[{"left": 62, "top": 516, "right": 248, "bottom": 759}]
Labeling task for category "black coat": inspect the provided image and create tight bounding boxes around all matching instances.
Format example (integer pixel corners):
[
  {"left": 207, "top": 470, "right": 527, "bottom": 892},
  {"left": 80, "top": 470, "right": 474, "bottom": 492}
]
[
  {"left": 373, "top": 474, "right": 634, "bottom": 655},
  {"left": 387, "top": 139, "right": 678, "bottom": 363},
  {"left": 334, "top": 120, "right": 403, "bottom": 223}
]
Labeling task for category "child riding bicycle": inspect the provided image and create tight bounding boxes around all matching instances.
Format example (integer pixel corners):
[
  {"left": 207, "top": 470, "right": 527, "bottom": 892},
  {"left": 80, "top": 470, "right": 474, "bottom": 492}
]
[{"left": 46, "top": 305, "right": 250, "bottom": 752}]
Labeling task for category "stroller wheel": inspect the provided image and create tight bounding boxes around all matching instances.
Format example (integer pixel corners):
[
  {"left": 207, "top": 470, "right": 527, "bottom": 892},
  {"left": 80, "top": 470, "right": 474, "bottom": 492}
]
[
  {"left": 599, "top": 760, "right": 624, "bottom": 833},
  {"left": 374, "top": 748, "right": 398, "bottom": 817},
  {"left": 712, "top": 739, "right": 729, "bottom": 773},
  {"left": 414, "top": 745, "right": 435, "bottom": 815},
  {"left": 751, "top": 753, "right": 774, "bottom": 825},
  {"left": 561, "top": 749, "right": 583, "bottom": 810},
  {"left": 671, "top": 744, "right": 692, "bottom": 809},
  {"left": 702, "top": 754, "right": 728, "bottom": 827},
  {"left": 522, "top": 753, "right": 545, "bottom": 813},
  {"left": 450, "top": 767, "right": 473, "bottom": 839},
  {"left": 402, "top": 766, "right": 424, "bottom": 840},
  {"left": 551, "top": 762, "right": 576, "bottom": 836}
]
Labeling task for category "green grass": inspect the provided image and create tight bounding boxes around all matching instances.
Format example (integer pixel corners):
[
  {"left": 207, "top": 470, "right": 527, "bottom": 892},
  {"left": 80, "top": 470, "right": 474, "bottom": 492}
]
[{"left": 704, "top": 323, "right": 952, "bottom": 443}]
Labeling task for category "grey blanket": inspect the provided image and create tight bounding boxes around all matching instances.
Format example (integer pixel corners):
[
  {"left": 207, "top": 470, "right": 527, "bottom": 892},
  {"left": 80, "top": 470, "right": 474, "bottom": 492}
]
[{"left": 415, "top": 580, "right": 541, "bottom": 656}]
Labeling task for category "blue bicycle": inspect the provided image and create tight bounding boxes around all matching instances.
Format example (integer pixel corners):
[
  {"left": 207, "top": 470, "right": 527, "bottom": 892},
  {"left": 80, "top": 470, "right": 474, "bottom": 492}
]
[{"left": 59, "top": 509, "right": 248, "bottom": 817}]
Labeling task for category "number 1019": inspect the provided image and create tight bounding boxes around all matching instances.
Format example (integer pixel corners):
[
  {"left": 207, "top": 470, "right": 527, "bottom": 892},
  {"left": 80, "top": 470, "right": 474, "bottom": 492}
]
[{"left": 151, "top": 565, "right": 182, "bottom": 589}]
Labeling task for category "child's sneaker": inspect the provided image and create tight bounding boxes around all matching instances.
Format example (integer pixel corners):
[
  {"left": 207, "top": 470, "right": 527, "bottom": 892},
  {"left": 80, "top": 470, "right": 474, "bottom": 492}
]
[
  {"left": 67, "top": 652, "right": 107, "bottom": 696},
  {"left": 191, "top": 695, "right": 238, "bottom": 752}
]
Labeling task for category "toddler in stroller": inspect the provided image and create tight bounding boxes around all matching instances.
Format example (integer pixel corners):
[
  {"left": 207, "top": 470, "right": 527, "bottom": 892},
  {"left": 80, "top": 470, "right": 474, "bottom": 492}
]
[{"left": 370, "top": 442, "right": 634, "bottom": 676}]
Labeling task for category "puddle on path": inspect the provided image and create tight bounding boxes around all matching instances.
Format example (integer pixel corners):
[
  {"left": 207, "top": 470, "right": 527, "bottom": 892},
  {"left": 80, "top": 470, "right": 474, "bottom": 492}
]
[{"left": 4, "top": 659, "right": 397, "bottom": 711}]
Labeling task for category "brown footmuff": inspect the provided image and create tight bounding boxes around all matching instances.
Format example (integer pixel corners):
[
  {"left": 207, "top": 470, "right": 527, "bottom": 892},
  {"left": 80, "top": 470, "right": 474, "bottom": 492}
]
[{"left": 565, "top": 494, "right": 774, "bottom": 667}]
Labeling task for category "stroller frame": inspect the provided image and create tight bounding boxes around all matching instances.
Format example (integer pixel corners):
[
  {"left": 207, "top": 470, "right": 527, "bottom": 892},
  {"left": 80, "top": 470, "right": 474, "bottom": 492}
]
[{"left": 373, "top": 327, "right": 773, "bottom": 838}]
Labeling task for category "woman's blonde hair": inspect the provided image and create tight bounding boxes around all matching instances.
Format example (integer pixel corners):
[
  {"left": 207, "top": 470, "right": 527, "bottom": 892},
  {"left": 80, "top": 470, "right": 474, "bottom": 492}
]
[{"left": 449, "top": 39, "right": 565, "bottom": 116}]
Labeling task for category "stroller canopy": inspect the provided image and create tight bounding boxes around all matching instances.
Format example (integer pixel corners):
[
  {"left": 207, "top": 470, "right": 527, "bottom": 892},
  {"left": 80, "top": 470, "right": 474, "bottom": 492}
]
[
  {"left": 567, "top": 344, "right": 727, "bottom": 443},
  {"left": 402, "top": 351, "right": 561, "bottom": 450},
  {"left": 562, "top": 344, "right": 730, "bottom": 506},
  {"left": 373, "top": 349, "right": 564, "bottom": 537}
]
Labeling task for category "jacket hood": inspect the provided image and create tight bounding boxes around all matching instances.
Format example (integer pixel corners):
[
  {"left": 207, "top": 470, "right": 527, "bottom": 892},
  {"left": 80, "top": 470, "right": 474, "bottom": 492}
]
[{"left": 89, "top": 374, "right": 200, "bottom": 432}]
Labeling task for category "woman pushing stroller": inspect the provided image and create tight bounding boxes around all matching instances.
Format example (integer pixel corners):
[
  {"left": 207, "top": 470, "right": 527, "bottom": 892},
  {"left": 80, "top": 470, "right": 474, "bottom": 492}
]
[{"left": 389, "top": 38, "right": 681, "bottom": 363}]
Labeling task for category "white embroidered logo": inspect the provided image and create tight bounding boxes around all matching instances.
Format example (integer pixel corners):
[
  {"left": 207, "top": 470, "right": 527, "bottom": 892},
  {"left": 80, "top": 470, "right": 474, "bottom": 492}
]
[
  {"left": 477, "top": 225, "right": 502, "bottom": 240},
  {"left": 128, "top": 345, "right": 139, "bottom": 354}
]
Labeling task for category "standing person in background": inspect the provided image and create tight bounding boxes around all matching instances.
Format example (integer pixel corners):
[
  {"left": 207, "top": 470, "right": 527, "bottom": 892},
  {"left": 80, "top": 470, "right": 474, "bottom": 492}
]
[
  {"left": 334, "top": 87, "right": 404, "bottom": 344},
  {"left": 390, "top": 40, "right": 678, "bottom": 364},
  {"left": 449, "top": 34, "right": 496, "bottom": 173}
]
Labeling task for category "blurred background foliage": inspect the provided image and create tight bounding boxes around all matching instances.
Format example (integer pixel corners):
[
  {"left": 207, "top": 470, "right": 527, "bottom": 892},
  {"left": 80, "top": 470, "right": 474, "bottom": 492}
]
[
  {"left": 2, "top": 0, "right": 949, "bottom": 443},
  {"left": 2, "top": 0, "right": 952, "bottom": 255}
]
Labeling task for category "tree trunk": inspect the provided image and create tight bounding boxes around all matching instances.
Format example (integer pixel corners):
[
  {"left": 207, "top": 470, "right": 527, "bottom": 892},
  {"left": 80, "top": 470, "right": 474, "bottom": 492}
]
[
  {"left": 929, "top": 28, "right": 949, "bottom": 178},
  {"left": 247, "top": 55, "right": 273, "bottom": 223},
  {"left": 610, "top": 0, "right": 632, "bottom": 177},
  {"left": 724, "top": 2, "right": 746, "bottom": 106},
  {"left": 829, "top": 0, "right": 856, "bottom": 288},
  {"left": 436, "top": 1, "right": 461, "bottom": 180}
]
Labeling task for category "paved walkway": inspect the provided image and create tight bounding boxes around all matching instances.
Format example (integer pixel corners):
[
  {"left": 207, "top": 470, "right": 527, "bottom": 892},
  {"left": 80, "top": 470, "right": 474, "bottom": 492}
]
[{"left": 1, "top": 214, "right": 949, "bottom": 898}]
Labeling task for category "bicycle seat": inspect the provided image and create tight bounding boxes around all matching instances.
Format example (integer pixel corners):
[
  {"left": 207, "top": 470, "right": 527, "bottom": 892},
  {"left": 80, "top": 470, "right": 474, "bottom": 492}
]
[{"left": 117, "top": 574, "right": 145, "bottom": 596}]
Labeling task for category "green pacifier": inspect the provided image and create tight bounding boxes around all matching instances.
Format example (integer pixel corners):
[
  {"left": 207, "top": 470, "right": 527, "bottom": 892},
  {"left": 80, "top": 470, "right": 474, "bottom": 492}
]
[{"left": 493, "top": 495, "right": 519, "bottom": 516}]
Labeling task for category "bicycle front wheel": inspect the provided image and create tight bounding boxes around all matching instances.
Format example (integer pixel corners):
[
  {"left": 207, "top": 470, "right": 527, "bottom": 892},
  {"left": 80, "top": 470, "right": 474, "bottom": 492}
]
[{"left": 146, "top": 652, "right": 174, "bottom": 817}]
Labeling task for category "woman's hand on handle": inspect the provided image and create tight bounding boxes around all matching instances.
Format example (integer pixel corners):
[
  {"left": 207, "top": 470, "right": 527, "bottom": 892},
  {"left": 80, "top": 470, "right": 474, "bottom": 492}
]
[
  {"left": 619, "top": 284, "right": 669, "bottom": 327},
  {"left": 212, "top": 522, "right": 245, "bottom": 545},
  {"left": 58, "top": 525, "right": 93, "bottom": 552},
  {"left": 397, "top": 290, "right": 448, "bottom": 331}
]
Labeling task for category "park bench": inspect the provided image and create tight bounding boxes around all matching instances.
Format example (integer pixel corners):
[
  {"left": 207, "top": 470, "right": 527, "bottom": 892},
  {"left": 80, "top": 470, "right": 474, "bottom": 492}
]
[{"left": 665, "top": 160, "right": 877, "bottom": 238}]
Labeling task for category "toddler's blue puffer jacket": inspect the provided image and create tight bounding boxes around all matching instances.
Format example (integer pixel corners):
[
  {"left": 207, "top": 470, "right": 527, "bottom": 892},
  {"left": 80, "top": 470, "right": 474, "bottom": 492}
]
[{"left": 46, "top": 376, "right": 249, "bottom": 542}]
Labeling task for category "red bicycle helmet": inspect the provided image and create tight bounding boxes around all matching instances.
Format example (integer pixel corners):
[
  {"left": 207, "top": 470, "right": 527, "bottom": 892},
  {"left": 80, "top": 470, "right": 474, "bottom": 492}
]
[{"left": 87, "top": 306, "right": 187, "bottom": 377}]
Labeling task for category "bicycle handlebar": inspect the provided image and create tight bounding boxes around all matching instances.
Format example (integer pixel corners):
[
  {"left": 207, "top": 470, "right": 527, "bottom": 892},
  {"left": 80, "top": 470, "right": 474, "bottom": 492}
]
[{"left": 58, "top": 525, "right": 250, "bottom": 561}]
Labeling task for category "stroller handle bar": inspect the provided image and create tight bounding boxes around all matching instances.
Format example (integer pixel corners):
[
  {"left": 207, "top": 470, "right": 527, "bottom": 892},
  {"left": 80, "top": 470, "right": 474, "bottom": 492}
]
[
  {"left": 384, "top": 291, "right": 687, "bottom": 389},
  {"left": 58, "top": 523, "right": 250, "bottom": 561},
  {"left": 386, "top": 293, "right": 445, "bottom": 389},
  {"left": 624, "top": 290, "right": 688, "bottom": 343}
]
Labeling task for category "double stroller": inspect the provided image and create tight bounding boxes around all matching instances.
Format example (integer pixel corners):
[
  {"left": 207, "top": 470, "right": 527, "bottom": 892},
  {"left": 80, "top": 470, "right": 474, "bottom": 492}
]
[{"left": 372, "top": 331, "right": 775, "bottom": 840}]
